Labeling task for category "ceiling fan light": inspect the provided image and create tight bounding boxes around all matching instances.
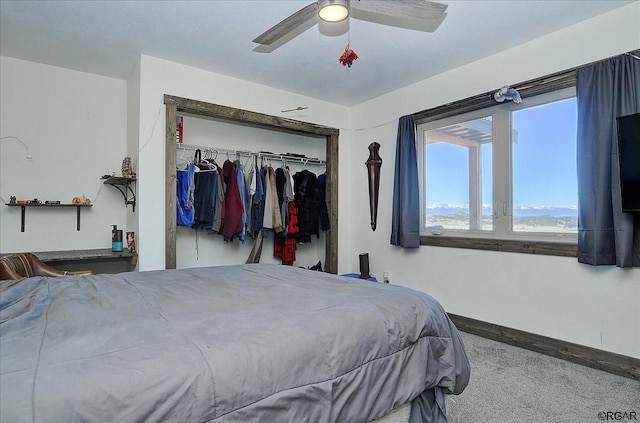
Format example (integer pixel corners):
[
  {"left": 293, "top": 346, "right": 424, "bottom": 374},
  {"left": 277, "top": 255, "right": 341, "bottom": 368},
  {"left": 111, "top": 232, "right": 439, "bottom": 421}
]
[{"left": 318, "top": 0, "right": 349, "bottom": 23}]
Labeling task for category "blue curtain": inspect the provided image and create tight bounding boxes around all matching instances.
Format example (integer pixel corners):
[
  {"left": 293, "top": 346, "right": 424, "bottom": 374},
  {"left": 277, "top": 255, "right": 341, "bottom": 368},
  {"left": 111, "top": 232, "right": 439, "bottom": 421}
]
[
  {"left": 576, "top": 54, "right": 640, "bottom": 267},
  {"left": 391, "top": 115, "right": 420, "bottom": 248}
]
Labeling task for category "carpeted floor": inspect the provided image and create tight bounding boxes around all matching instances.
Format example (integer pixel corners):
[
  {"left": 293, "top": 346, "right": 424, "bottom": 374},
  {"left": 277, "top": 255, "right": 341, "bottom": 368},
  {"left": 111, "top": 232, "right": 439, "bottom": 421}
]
[{"left": 446, "top": 332, "right": 640, "bottom": 423}]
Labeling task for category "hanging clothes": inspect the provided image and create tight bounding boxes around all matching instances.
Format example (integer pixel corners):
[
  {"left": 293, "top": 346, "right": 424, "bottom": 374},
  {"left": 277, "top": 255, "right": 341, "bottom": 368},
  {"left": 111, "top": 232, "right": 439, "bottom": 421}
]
[
  {"left": 191, "top": 150, "right": 218, "bottom": 231},
  {"left": 250, "top": 164, "right": 265, "bottom": 236},
  {"left": 262, "top": 166, "right": 274, "bottom": 230},
  {"left": 293, "top": 169, "right": 320, "bottom": 243},
  {"left": 274, "top": 201, "right": 300, "bottom": 265},
  {"left": 192, "top": 172, "right": 217, "bottom": 230},
  {"left": 275, "top": 167, "right": 286, "bottom": 207},
  {"left": 317, "top": 172, "right": 330, "bottom": 231},
  {"left": 287, "top": 201, "right": 299, "bottom": 235},
  {"left": 269, "top": 166, "right": 283, "bottom": 233},
  {"left": 176, "top": 146, "right": 328, "bottom": 265},
  {"left": 245, "top": 230, "right": 264, "bottom": 264},
  {"left": 273, "top": 165, "right": 299, "bottom": 265},
  {"left": 245, "top": 156, "right": 257, "bottom": 236},
  {"left": 177, "top": 162, "right": 195, "bottom": 226},
  {"left": 211, "top": 173, "right": 225, "bottom": 233},
  {"left": 276, "top": 166, "right": 296, "bottom": 235},
  {"left": 273, "top": 236, "right": 297, "bottom": 265},
  {"left": 234, "top": 159, "right": 248, "bottom": 243},
  {"left": 284, "top": 168, "right": 295, "bottom": 202},
  {"left": 220, "top": 160, "right": 244, "bottom": 242},
  {"left": 262, "top": 166, "right": 283, "bottom": 233},
  {"left": 282, "top": 167, "right": 295, "bottom": 235}
]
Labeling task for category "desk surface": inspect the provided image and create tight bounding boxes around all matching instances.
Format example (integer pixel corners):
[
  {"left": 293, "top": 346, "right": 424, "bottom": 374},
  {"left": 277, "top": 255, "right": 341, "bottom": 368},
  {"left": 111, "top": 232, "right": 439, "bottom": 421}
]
[{"left": 1, "top": 248, "right": 137, "bottom": 263}]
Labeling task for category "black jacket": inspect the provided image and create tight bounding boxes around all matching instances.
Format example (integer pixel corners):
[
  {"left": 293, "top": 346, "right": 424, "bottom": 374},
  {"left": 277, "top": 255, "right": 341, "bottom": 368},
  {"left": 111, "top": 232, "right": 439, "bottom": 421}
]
[{"left": 293, "top": 170, "right": 320, "bottom": 243}]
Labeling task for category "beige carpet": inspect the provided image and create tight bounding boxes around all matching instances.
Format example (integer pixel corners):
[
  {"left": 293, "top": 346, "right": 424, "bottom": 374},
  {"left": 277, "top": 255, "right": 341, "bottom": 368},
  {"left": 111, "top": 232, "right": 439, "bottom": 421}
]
[{"left": 446, "top": 332, "right": 640, "bottom": 423}]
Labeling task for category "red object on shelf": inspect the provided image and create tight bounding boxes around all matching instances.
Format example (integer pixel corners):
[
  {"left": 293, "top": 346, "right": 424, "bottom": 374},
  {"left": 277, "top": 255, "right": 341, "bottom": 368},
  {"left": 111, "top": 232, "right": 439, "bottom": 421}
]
[{"left": 176, "top": 116, "right": 184, "bottom": 143}]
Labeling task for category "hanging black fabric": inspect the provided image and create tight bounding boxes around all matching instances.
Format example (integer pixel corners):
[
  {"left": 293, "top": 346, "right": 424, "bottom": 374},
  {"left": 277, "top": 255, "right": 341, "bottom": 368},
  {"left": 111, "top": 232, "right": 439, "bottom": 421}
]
[
  {"left": 275, "top": 167, "right": 286, "bottom": 207},
  {"left": 317, "top": 172, "right": 330, "bottom": 231},
  {"left": 191, "top": 150, "right": 218, "bottom": 231},
  {"left": 250, "top": 165, "right": 266, "bottom": 237},
  {"left": 293, "top": 169, "right": 320, "bottom": 243}
]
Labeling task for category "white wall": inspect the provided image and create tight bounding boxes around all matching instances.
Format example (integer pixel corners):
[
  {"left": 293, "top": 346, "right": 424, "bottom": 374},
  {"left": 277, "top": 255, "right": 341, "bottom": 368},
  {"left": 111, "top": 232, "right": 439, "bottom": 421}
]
[
  {"left": 135, "top": 55, "right": 349, "bottom": 271},
  {"left": 343, "top": 3, "right": 640, "bottom": 358},
  {"left": 0, "top": 56, "right": 128, "bottom": 253},
  {"left": 126, "top": 58, "right": 141, "bottom": 261}
]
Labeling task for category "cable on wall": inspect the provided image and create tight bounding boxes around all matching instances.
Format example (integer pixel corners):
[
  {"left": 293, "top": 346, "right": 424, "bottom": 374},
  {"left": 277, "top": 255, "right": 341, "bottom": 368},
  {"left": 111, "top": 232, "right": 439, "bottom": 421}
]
[
  {"left": 0, "top": 136, "right": 33, "bottom": 204},
  {"left": 1, "top": 136, "right": 33, "bottom": 159},
  {"left": 338, "top": 118, "right": 397, "bottom": 132},
  {"left": 139, "top": 98, "right": 164, "bottom": 154}
]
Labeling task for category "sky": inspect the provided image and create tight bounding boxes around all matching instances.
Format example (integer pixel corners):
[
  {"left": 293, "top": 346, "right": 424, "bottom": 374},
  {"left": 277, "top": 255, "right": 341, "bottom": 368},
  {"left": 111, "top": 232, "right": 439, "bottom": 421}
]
[{"left": 425, "top": 97, "right": 578, "bottom": 209}]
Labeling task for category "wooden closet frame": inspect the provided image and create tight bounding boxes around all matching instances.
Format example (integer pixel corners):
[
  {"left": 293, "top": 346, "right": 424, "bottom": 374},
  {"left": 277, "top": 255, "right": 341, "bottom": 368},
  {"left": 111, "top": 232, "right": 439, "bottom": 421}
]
[{"left": 164, "top": 95, "right": 339, "bottom": 273}]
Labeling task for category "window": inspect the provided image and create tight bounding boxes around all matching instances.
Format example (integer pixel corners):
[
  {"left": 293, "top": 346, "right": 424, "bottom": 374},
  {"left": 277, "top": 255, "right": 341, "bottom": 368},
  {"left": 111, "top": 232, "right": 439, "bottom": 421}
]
[{"left": 418, "top": 86, "right": 578, "bottom": 245}]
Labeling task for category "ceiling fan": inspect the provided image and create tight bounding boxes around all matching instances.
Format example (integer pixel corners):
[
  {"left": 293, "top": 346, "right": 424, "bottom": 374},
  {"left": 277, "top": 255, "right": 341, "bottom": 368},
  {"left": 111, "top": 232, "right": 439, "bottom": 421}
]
[{"left": 253, "top": 0, "right": 448, "bottom": 49}]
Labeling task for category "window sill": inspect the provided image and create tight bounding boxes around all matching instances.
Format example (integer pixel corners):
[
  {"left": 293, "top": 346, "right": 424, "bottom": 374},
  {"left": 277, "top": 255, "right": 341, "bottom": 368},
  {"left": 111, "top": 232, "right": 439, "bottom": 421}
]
[{"left": 420, "top": 235, "right": 577, "bottom": 257}]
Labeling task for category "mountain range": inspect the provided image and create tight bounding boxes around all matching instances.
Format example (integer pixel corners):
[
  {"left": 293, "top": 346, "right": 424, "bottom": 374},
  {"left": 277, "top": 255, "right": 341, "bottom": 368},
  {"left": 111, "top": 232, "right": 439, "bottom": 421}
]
[{"left": 426, "top": 204, "right": 578, "bottom": 217}]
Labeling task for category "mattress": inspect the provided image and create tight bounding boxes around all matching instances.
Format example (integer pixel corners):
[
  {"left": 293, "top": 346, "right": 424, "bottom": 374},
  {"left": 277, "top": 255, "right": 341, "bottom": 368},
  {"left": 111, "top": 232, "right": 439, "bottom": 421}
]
[{"left": 0, "top": 264, "right": 469, "bottom": 422}]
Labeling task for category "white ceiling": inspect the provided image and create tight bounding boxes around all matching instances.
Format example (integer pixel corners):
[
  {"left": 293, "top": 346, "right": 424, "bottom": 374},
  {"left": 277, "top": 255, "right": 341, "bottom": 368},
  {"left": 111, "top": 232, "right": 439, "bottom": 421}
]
[{"left": 0, "top": 0, "right": 634, "bottom": 106}]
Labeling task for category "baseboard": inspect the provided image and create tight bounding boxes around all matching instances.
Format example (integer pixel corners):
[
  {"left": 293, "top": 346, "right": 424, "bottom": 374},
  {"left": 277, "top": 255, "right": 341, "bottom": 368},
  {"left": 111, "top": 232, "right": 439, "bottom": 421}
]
[{"left": 448, "top": 313, "right": 640, "bottom": 381}]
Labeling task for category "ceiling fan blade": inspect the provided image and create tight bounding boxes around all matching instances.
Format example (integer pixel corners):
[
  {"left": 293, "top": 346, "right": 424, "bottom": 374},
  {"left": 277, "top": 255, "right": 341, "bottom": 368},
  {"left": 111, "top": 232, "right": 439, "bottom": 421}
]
[
  {"left": 253, "top": 2, "right": 318, "bottom": 45},
  {"left": 351, "top": 0, "right": 447, "bottom": 32},
  {"left": 351, "top": 0, "right": 447, "bottom": 19}
]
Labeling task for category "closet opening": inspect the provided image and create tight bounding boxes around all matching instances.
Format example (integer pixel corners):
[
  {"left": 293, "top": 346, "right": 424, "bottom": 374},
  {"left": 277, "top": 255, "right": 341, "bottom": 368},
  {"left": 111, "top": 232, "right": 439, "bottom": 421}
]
[{"left": 164, "top": 95, "right": 339, "bottom": 273}]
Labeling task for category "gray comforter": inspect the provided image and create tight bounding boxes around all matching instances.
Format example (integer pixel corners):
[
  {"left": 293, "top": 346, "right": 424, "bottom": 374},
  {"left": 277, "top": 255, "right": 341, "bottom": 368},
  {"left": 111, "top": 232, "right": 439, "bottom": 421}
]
[{"left": 0, "top": 264, "right": 469, "bottom": 423}]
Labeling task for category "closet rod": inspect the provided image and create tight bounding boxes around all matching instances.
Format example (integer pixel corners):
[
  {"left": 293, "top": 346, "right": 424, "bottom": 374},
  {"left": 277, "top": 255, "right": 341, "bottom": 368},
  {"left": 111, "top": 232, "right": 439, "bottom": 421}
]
[
  {"left": 176, "top": 144, "right": 251, "bottom": 157},
  {"left": 176, "top": 143, "right": 325, "bottom": 165}
]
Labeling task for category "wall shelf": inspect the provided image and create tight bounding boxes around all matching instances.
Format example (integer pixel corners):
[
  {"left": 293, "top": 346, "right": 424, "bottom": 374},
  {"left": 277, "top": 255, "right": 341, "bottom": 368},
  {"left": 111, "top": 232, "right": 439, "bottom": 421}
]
[
  {"left": 103, "top": 176, "right": 136, "bottom": 212},
  {"left": 0, "top": 248, "right": 138, "bottom": 273},
  {"left": 34, "top": 248, "right": 136, "bottom": 265},
  {"left": 5, "top": 203, "right": 93, "bottom": 232}
]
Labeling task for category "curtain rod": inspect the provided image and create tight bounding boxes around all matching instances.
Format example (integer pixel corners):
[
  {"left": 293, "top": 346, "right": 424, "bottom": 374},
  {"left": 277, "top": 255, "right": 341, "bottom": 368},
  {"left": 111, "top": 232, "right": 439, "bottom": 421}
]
[
  {"left": 412, "top": 49, "right": 638, "bottom": 125},
  {"left": 175, "top": 143, "right": 325, "bottom": 165},
  {"left": 624, "top": 51, "right": 640, "bottom": 60}
]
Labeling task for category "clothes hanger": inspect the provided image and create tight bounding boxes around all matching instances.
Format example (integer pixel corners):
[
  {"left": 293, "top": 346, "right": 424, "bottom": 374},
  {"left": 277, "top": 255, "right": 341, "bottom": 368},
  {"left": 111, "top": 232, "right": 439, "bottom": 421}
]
[
  {"left": 176, "top": 147, "right": 190, "bottom": 169},
  {"left": 203, "top": 149, "right": 217, "bottom": 170},
  {"left": 195, "top": 149, "right": 212, "bottom": 172},
  {"left": 201, "top": 149, "right": 218, "bottom": 172},
  {"left": 202, "top": 149, "right": 220, "bottom": 170}
]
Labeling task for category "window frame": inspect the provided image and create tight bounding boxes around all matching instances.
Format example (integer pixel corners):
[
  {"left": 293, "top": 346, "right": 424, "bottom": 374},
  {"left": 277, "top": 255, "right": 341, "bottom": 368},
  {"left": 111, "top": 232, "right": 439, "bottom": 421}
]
[
  {"left": 419, "top": 107, "right": 498, "bottom": 236},
  {"left": 414, "top": 70, "right": 578, "bottom": 257}
]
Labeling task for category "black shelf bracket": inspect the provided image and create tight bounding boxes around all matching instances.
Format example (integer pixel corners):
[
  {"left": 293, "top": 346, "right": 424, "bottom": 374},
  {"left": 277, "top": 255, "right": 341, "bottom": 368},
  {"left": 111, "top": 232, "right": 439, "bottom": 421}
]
[
  {"left": 103, "top": 177, "right": 136, "bottom": 212},
  {"left": 5, "top": 203, "right": 92, "bottom": 232}
]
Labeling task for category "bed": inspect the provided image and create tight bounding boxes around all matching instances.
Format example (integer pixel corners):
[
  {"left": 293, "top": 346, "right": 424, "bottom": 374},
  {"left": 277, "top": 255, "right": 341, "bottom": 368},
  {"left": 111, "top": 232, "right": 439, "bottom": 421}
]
[{"left": 0, "top": 264, "right": 470, "bottom": 423}]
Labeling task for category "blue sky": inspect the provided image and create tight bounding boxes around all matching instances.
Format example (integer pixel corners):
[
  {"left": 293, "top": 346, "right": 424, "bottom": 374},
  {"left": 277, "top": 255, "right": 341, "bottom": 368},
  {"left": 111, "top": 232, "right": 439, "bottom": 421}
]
[
  {"left": 512, "top": 98, "right": 577, "bottom": 207},
  {"left": 425, "top": 97, "right": 578, "bottom": 209}
]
